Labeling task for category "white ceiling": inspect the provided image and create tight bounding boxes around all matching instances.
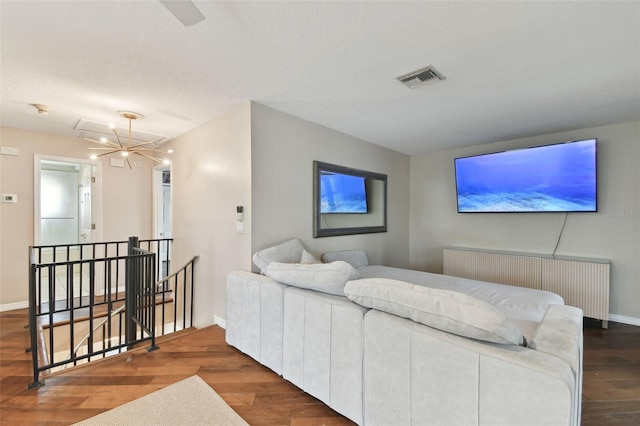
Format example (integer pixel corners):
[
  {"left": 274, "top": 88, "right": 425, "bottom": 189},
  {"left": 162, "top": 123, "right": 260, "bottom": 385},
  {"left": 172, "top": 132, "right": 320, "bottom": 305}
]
[{"left": 1, "top": 1, "right": 639, "bottom": 155}]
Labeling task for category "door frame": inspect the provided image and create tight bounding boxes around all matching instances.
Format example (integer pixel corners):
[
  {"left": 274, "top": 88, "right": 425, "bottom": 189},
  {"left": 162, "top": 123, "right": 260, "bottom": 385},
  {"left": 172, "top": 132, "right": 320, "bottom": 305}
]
[
  {"left": 34, "top": 155, "right": 103, "bottom": 246},
  {"left": 152, "top": 163, "right": 172, "bottom": 241}
]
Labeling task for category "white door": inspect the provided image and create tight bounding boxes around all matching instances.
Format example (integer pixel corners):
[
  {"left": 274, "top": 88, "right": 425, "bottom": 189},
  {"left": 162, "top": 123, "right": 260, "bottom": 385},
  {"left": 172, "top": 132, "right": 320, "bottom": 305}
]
[
  {"left": 40, "top": 164, "right": 80, "bottom": 245},
  {"left": 38, "top": 160, "right": 98, "bottom": 245},
  {"left": 78, "top": 164, "right": 94, "bottom": 243},
  {"left": 162, "top": 182, "right": 171, "bottom": 240},
  {"left": 35, "top": 155, "right": 102, "bottom": 301},
  {"left": 153, "top": 165, "right": 172, "bottom": 277}
]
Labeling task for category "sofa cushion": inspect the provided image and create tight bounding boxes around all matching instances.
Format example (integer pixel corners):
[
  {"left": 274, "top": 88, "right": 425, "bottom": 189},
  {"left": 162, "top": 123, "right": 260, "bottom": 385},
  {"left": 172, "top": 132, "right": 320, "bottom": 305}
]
[
  {"left": 344, "top": 278, "right": 524, "bottom": 345},
  {"left": 252, "top": 239, "right": 305, "bottom": 273},
  {"left": 265, "top": 261, "right": 362, "bottom": 296},
  {"left": 322, "top": 250, "right": 369, "bottom": 268}
]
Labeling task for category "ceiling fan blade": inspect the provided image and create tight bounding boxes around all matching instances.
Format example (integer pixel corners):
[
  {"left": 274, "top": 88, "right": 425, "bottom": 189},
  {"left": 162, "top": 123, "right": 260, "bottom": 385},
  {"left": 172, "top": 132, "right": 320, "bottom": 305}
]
[{"left": 160, "top": 0, "right": 205, "bottom": 27}]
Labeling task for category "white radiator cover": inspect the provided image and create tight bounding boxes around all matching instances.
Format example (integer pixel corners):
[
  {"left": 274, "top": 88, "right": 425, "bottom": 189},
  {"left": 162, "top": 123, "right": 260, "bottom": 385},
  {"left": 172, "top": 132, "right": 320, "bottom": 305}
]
[{"left": 443, "top": 248, "right": 610, "bottom": 321}]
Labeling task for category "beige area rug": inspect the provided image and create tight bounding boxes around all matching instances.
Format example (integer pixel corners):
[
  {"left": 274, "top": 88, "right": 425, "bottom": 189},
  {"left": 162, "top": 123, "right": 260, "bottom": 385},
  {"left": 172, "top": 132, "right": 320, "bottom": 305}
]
[{"left": 75, "top": 375, "right": 248, "bottom": 426}]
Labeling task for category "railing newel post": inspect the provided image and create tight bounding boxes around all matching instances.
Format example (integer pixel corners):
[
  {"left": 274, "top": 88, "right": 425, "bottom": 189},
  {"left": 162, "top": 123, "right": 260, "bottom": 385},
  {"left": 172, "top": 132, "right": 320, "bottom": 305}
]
[
  {"left": 28, "top": 248, "right": 44, "bottom": 389},
  {"left": 125, "top": 236, "right": 139, "bottom": 346}
]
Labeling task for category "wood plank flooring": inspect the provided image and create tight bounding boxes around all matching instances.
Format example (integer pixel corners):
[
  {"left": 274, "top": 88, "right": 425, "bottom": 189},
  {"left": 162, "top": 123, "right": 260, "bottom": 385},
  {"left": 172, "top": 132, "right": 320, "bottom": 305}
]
[
  {"left": 0, "top": 308, "right": 353, "bottom": 425},
  {"left": 1, "top": 309, "right": 639, "bottom": 425},
  {"left": 582, "top": 318, "right": 640, "bottom": 425}
]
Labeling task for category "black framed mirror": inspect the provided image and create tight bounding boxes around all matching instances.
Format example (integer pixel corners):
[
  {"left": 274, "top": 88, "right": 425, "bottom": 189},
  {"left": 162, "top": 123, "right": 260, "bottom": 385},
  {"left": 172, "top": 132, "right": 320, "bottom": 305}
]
[{"left": 313, "top": 161, "right": 387, "bottom": 238}]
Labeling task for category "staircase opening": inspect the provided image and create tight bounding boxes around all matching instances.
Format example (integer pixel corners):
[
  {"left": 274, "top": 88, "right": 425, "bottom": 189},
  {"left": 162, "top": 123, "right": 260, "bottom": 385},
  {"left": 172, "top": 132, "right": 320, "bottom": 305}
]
[{"left": 27, "top": 236, "right": 198, "bottom": 389}]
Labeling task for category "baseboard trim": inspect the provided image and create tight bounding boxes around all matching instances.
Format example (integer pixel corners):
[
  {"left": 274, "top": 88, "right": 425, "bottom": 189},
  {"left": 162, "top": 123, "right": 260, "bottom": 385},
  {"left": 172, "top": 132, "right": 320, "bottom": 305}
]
[
  {"left": 214, "top": 315, "right": 226, "bottom": 330},
  {"left": 609, "top": 314, "right": 640, "bottom": 327},
  {"left": 0, "top": 300, "right": 29, "bottom": 312}
]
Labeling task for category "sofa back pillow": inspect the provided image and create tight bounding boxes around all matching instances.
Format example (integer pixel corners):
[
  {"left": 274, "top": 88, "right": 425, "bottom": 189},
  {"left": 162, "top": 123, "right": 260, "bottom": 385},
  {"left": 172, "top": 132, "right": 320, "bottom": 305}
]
[
  {"left": 265, "top": 261, "right": 362, "bottom": 296},
  {"left": 300, "top": 249, "right": 322, "bottom": 264},
  {"left": 344, "top": 278, "right": 524, "bottom": 345},
  {"left": 321, "top": 250, "right": 369, "bottom": 269},
  {"left": 252, "top": 238, "right": 306, "bottom": 273}
]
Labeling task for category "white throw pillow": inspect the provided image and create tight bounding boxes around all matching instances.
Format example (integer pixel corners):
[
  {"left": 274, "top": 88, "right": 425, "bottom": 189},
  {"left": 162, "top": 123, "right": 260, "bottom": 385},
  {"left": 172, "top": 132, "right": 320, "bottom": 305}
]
[
  {"left": 264, "top": 261, "right": 362, "bottom": 296},
  {"left": 252, "top": 239, "right": 305, "bottom": 273},
  {"left": 344, "top": 278, "right": 524, "bottom": 345}
]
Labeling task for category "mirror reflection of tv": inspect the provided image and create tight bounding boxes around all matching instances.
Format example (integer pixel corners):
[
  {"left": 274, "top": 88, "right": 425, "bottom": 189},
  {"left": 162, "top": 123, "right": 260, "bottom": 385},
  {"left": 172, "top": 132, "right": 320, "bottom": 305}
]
[
  {"left": 454, "top": 138, "right": 597, "bottom": 213},
  {"left": 320, "top": 171, "right": 368, "bottom": 214}
]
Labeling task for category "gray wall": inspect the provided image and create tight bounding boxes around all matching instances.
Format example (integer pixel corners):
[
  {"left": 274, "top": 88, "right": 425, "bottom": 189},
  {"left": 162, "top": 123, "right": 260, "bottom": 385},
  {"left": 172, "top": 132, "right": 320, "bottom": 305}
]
[
  {"left": 409, "top": 121, "right": 640, "bottom": 322},
  {"left": 251, "top": 103, "right": 411, "bottom": 268}
]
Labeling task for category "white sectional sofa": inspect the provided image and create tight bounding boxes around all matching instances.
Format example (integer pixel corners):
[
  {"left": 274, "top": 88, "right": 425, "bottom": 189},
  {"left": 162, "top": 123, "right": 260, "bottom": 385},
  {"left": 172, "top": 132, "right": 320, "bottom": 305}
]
[{"left": 226, "top": 239, "right": 583, "bottom": 425}]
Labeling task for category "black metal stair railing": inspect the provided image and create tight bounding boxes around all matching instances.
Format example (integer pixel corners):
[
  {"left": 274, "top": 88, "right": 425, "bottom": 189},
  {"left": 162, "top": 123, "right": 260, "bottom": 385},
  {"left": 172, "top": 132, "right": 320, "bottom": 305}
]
[{"left": 27, "top": 237, "right": 196, "bottom": 389}]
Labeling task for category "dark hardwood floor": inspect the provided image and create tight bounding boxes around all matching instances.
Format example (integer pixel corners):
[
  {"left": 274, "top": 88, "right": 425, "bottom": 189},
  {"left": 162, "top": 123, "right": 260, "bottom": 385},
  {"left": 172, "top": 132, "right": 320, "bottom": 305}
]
[
  {"left": 581, "top": 318, "right": 640, "bottom": 425},
  {"left": 1, "top": 308, "right": 639, "bottom": 425},
  {"left": 0, "top": 308, "right": 353, "bottom": 425}
]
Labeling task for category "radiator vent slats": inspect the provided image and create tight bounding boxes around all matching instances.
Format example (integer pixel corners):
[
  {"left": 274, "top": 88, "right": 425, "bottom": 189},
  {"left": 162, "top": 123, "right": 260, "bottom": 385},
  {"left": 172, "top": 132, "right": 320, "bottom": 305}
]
[{"left": 443, "top": 248, "right": 610, "bottom": 322}]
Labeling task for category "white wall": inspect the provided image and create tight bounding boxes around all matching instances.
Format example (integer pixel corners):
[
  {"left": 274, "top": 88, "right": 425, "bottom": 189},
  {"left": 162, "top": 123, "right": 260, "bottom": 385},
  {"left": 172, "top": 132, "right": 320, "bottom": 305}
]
[
  {"left": 163, "top": 102, "right": 253, "bottom": 327},
  {"left": 409, "top": 121, "right": 640, "bottom": 322},
  {"left": 0, "top": 127, "right": 154, "bottom": 308},
  {"left": 251, "top": 103, "right": 411, "bottom": 268}
]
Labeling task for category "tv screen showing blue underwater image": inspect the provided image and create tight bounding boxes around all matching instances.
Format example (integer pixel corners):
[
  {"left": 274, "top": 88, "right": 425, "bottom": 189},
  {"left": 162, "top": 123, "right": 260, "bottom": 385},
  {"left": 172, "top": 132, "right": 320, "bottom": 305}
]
[
  {"left": 320, "top": 171, "right": 368, "bottom": 214},
  {"left": 455, "top": 139, "right": 597, "bottom": 213}
]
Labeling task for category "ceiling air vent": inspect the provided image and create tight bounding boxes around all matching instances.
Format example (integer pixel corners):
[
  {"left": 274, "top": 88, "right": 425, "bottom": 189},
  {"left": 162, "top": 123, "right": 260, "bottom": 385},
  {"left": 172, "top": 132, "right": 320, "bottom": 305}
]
[
  {"left": 397, "top": 65, "right": 446, "bottom": 89},
  {"left": 75, "top": 118, "right": 169, "bottom": 145}
]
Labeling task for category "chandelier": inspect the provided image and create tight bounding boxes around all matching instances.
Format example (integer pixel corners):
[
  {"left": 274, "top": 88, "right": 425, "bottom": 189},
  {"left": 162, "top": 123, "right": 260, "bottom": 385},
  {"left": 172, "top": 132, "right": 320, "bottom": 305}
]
[{"left": 86, "top": 111, "right": 173, "bottom": 168}]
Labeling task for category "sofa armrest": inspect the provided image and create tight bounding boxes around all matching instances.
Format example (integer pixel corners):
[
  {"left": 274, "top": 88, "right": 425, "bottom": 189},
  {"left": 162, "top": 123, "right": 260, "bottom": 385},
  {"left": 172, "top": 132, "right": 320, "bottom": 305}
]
[
  {"left": 528, "top": 304, "right": 583, "bottom": 376},
  {"left": 528, "top": 304, "right": 584, "bottom": 426}
]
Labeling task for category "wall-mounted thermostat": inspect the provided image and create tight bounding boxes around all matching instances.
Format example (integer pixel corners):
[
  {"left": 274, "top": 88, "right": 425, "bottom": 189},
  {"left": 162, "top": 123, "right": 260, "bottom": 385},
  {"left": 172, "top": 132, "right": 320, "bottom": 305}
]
[
  {"left": 1, "top": 194, "right": 18, "bottom": 203},
  {"left": 0, "top": 146, "right": 19, "bottom": 156}
]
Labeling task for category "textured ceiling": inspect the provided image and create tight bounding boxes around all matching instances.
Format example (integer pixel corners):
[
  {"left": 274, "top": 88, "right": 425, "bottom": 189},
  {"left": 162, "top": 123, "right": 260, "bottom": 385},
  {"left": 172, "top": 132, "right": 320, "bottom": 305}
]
[{"left": 1, "top": 1, "right": 639, "bottom": 155}]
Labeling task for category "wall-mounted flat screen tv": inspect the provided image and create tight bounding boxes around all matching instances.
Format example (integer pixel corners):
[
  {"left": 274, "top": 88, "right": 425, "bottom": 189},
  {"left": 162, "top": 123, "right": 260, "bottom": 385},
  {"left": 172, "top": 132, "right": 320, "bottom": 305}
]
[
  {"left": 320, "top": 171, "right": 368, "bottom": 214},
  {"left": 454, "top": 138, "right": 597, "bottom": 213}
]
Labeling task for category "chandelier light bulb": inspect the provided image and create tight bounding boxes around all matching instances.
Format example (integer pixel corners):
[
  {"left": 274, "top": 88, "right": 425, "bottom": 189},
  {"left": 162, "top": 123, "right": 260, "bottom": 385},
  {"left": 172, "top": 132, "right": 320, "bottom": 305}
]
[
  {"left": 90, "top": 154, "right": 98, "bottom": 160},
  {"left": 109, "top": 122, "right": 116, "bottom": 129},
  {"left": 121, "top": 151, "right": 129, "bottom": 157},
  {"left": 163, "top": 159, "right": 170, "bottom": 165},
  {"left": 167, "top": 149, "right": 174, "bottom": 154},
  {"left": 100, "top": 137, "right": 108, "bottom": 143}
]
